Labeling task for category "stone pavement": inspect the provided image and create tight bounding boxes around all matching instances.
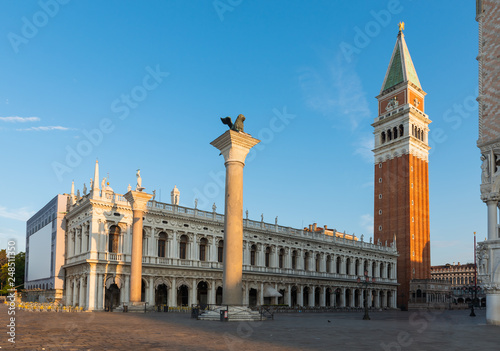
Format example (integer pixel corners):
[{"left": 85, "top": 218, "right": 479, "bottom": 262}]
[{"left": 0, "top": 305, "right": 498, "bottom": 350}]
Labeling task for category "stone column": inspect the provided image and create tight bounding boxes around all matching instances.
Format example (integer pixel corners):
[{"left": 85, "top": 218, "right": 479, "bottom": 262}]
[
  {"left": 148, "top": 276, "right": 155, "bottom": 306},
  {"left": 79, "top": 276, "right": 85, "bottom": 308},
  {"left": 298, "top": 250, "right": 304, "bottom": 270},
  {"left": 192, "top": 278, "right": 198, "bottom": 306},
  {"left": 243, "top": 284, "right": 249, "bottom": 306},
  {"left": 487, "top": 200, "right": 498, "bottom": 240},
  {"left": 120, "top": 277, "right": 126, "bottom": 305},
  {"left": 124, "top": 191, "right": 153, "bottom": 304},
  {"left": 170, "top": 231, "right": 178, "bottom": 259},
  {"left": 125, "top": 225, "right": 132, "bottom": 256},
  {"left": 75, "top": 228, "right": 81, "bottom": 255},
  {"left": 66, "top": 277, "right": 73, "bottom": 306},
  {"left": 68, "top": 230, "right": 74, "bottom": 258},
  {"left": 374, "top": 262, "right": 380, "bottom": 278},
  {"left": 86, "top": 264, "right": 97, "bottom": 311},
  {"left": 209, "top": 281, "right": 215, "bottom": 305},
  {"left": 97, "top": 274, "right": 103, "bottom": 310},
  {"left": 308, "top": 287, "right": 314, "bottom": 307},
  {"left": 486, "top": 290, "right": 500, "bottom": 325},
  {"left": 73, "top": 279, "right": 78, "bottom": 306},
  {"left": 88, "top": 221, "right": 99, "bottom": 259},
  {"left": 259, "top": 283, "right": 264, "bottom": 306},
  {"left": 297, "top": 286, "right": 304, "bottom": 306},
  {"left": 169, "top": 277, "right": 177, "bottom": 307},
  {"left": 148, "top": 229, "right": 155, "bottom": 257},
  {"left": 210, "top": 238, "right": 217, "bottom": 262},
  {"left": 211, "top": 130, "right": 260, "bottom": 306},
  {"left": 320, "top": 286, "right": 326, "bottom": 307},
  {"left": 124, "top": 275, "right": 130, "bottom": 304}
]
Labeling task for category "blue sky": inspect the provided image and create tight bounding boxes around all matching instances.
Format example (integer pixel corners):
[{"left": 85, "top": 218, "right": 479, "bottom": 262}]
[{"left": 0, "top": 0, "right": 481, "bottom": 265}]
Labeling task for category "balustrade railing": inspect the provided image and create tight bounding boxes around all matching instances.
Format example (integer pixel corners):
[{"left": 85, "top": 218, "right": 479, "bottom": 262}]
[{"left": 91, "top": 194, "right": 397, "bottom": 256}]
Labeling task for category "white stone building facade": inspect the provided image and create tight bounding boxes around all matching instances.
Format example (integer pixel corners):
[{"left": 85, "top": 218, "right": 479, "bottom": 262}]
[{"left": 58, "top": 165, "right": 399, "bottom": 311}]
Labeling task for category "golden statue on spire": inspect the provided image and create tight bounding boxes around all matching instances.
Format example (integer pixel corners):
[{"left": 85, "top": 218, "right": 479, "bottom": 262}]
[{"left": 398, "top": 22, "right": 405, "bottom": 32}]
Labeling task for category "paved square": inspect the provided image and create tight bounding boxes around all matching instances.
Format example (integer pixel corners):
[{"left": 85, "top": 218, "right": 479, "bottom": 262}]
[{"left": 1, "top": 306, "right": 497, "bottom": 350}]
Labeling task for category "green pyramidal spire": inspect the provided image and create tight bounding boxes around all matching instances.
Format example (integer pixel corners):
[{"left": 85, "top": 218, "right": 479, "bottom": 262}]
[{"left": 380, "top": 30, "right": 421, "bottom": 93}]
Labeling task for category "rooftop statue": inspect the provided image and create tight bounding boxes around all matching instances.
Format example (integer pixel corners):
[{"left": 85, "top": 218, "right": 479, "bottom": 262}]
[
  {"left": 136, "top": 169, "right": 145, "bottom": 191},
  {"left": 220, "top": 114, "right": 245, "bottom": 133}
]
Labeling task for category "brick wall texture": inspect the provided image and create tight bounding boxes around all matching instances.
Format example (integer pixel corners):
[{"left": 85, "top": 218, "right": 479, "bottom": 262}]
[{"left": 374, "top": 154, "right": 430, "bottom": 308}]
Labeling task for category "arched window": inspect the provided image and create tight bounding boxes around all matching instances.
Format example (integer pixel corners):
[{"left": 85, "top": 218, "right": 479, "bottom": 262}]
[
  {"left": 387, "top": 263, "right": 392, "bottom": 279},
  {"left": 217, "top": 240, "right": 224, "bottom": 263},
  {"left": 250, "top": 245, "right": 257, "bottom": 266},
  {"left": 326, "top": 255, "right": 331, "bottom": 273},
  {"left": 346, "top": 258, "right": 351, "bottom": 275},
  {"left": 108, "top": 225, "right": 120, "bottom": 253},
  {"left": 199, "top": 238, "right": 208, "bottom": 261},
  {"left": 179, "top": 235, "right": 188, "bottom": 259},
  {"left": 336, "top": 256, "right": 341, "bottom": 273},
  {"left": 304, "top": 252, "right": 309, "bottom": 271},
  {"left": 399, "top": 124, "right": 404, "bottom": 137},
  {"left": 355, "top": 259, "right": 359, "bottom": 276},
  {"left": 380, "top": 262, "right": 384, "bottom": 278},
  {"left": 292, "top": 250, "right": 297, "bottom": 269},
  {"left": 279, "top": 248, "right": 284, "bottom": 268},
  {"left": 412, "top": 124, "right": 415, "bottom": 136},
  {"left": 381, "top": 132, "right": 386, "bottom": 144},
  {"left": 393, "top": 126, "right": 398, "bottom": 139},
  {"left": 387, "top": 129, "right": 392, "bottom": 141},
  {"left": 315, "top": 254, "right": 321, "bottom": 272},
  {"left": 265, "top": 247, "right": 271, "bottom": 267},
  {"left": 158, "top": 232, "right": 167, "bottom": 257}
]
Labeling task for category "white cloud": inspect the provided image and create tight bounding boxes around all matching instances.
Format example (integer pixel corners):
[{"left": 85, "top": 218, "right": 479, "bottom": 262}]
[
  {"left": 0, "top": 206, "right": 35, "bottom": 221},
  {"left": 17, "top": 126, "right": 71, "bottom": 131},
  {"left": 0, "top": 116, "right": 40, "bottom": 123},
  {"left": 298, "top": 53, "right": 370, "bottom": 130},
  {"left": 354, "top": 134, "right": 374, "bottom": 163}
]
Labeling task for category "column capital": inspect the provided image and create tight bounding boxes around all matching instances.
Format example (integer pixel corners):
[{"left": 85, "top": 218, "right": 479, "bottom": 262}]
[
  {"left": 124, "top": 191, "right": 153, "bottom": 212},
  {"left": 211, "top": 130, "right": 260, "bottom": 165}
]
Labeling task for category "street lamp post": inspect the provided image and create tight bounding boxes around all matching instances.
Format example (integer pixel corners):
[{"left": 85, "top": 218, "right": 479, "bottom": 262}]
[{"left": 357, "top": 270, "right": 375, "bottom": 320}]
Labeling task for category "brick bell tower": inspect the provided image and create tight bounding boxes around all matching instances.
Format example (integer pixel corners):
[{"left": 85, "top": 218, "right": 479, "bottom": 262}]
[{"left": 372, "top": 24, "right": 431, "bottom": 311}]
